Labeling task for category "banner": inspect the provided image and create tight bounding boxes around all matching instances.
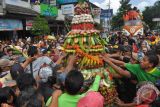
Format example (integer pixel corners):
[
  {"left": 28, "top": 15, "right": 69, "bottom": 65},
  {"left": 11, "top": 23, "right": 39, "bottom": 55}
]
[
  {"left": 100, "top": 9, "right": 113, "bottom": 19},
  {"left": 40, "top": 4, "right": 58, "bottom": 16},
  {"left": 26, "top": 20, "right": 33, "bottom": 30},
  {"left": 57, "top": 0, "right": 77, "bottom": 5},
  {"left": 61, "top": 4, "right": 74, "bottom": 15},
  {"left": 0, "top": 19, "right": 23, "bottom": 31}
]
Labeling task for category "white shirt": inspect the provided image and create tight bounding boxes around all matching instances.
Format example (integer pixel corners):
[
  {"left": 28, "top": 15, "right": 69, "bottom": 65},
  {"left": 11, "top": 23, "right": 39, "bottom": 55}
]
[{"left": 25, "top": 56, "right": 54, "bottom": 78}]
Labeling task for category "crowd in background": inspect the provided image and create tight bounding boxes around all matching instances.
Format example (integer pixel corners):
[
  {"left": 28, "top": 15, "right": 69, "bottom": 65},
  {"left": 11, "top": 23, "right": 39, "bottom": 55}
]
[{"left": 0, "top": 32, "right": 160, "bottom": 107}]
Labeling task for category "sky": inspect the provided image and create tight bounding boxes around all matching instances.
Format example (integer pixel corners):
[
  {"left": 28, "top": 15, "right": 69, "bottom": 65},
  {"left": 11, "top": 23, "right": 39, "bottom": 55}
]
[{"left": 90, "top": 0, "right": 158, "bottom": 14}]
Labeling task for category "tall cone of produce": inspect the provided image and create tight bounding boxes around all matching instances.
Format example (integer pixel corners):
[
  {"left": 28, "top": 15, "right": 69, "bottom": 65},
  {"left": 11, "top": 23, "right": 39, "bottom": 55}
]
[
  {"left": 64, "top": 0, "right": 107, "bottom": 69},
  {"left": 63, "top": 0, "right": 117, "bottom": 106}
]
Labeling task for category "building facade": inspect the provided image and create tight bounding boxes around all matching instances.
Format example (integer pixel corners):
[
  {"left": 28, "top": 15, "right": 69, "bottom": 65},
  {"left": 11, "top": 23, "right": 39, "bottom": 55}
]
[
  {"left": 0, "top": 0, "right": 38, "bottom": 40},
  {"left": 0, "top": 0, "right": 102, "bottom": 40}
]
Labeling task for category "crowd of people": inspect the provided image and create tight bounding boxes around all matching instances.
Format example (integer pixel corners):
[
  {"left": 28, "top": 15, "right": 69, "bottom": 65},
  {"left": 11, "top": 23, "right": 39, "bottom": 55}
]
[{"left": 0, "top": 32, "right": 160, "bottom": 107}]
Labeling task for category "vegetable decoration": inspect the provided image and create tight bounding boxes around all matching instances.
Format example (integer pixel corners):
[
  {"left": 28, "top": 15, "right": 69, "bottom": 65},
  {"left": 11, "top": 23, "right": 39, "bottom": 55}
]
[{"left": 63, "top": 1, "right": 117, "bottom": 106}]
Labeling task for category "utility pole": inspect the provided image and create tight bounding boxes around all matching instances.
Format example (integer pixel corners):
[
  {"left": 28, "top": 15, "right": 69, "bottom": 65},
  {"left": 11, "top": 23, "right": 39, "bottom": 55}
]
[{"left": 107, "top": 0, "right": 111, "bottom": 33}]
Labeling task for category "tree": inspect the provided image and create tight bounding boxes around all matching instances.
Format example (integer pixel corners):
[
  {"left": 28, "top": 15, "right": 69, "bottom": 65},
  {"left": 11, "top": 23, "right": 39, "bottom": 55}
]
[
  {"left": 143, "top": 1, "right": 160, "bottom": 30},
  {"left": 111, "top": 0, "right": 131, "bottom": 30},
  {"left": 31, "top": 15, "right": 50, "bottom": 36}
]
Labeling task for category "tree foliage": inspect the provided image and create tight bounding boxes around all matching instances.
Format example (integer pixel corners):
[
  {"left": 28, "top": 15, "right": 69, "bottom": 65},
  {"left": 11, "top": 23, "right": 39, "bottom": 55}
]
[
  {"left": 111, "top": 0, "right": 131, "bottom": 30},
  {"left": 31, "top": 15, "right": 50, "bottom": 36},
  {"left": 143, "top": 1, "right": 160, "bottom": 30}
]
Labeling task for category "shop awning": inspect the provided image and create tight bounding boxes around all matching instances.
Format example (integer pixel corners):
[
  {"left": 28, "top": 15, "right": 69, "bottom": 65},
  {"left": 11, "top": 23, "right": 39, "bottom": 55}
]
[{"left": 6, "top": 4, "right": 39, "bottom": 16}]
